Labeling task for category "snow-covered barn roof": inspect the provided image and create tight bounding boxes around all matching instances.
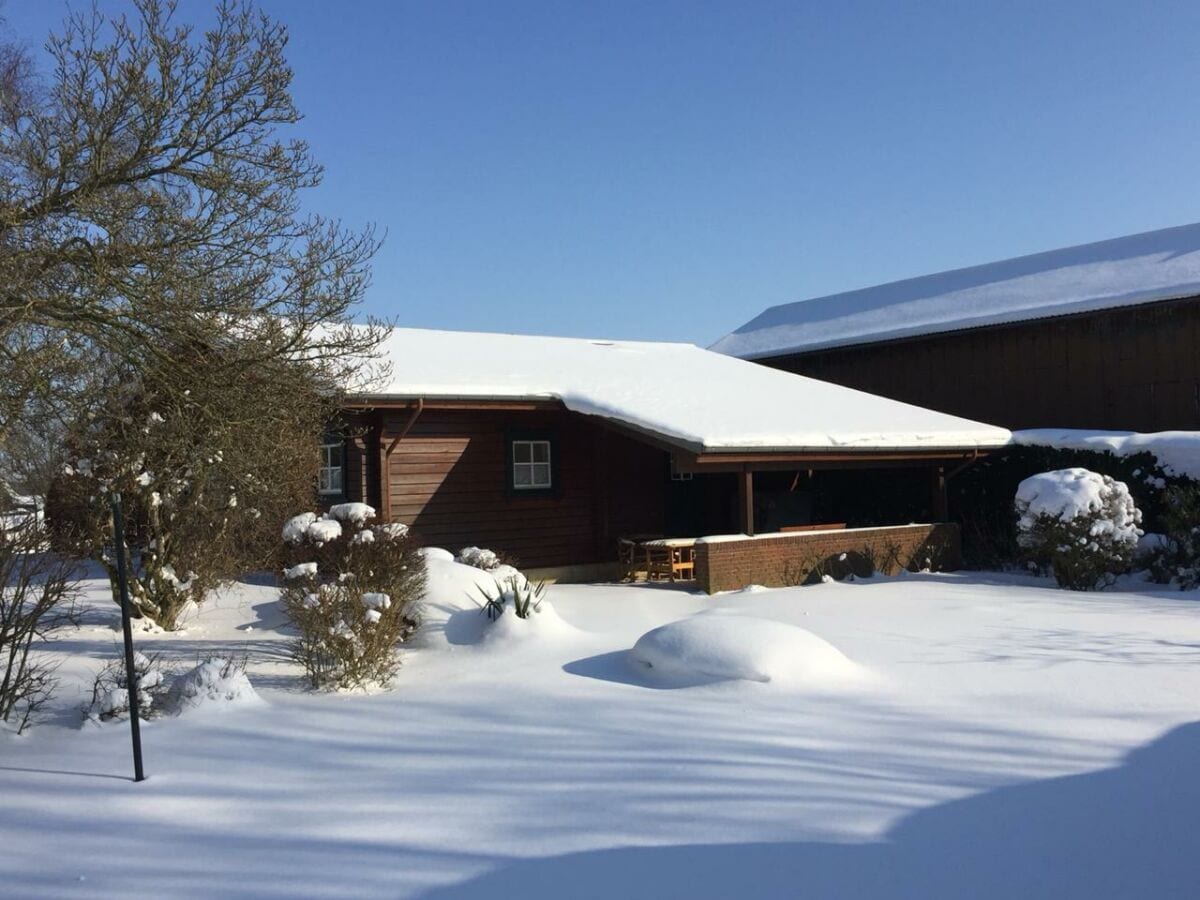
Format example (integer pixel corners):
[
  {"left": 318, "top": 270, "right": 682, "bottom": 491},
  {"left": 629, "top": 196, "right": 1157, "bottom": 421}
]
[
  {"left": 711, "top": 222, "right": 1200, "bottom": 360},
  {"left": 353, "top": 328, "right": 1010, "bottom": 455}
]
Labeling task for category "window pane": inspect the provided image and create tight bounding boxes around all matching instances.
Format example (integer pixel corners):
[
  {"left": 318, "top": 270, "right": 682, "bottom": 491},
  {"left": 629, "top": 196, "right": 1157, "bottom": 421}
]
[
  {"left": 532, "top": 463, "right": 551, "bottom": 486},
  {"left": 514, "top": 441, "right": 532, "bottom": 463},
  {"left": 330, "top": 468, "right": 343, "bottom": 491},
  {"left": 514, "top": 464, "right": 532, "bottom": 486},
  {"left": 532, "top": 441, "right": 549, "bottom": 463},
  {"left": 319, "top": 470, "right": 331, "bottom": 492},
  {"left": 329, "top": 444, "right": 343, "bottom": 467}
]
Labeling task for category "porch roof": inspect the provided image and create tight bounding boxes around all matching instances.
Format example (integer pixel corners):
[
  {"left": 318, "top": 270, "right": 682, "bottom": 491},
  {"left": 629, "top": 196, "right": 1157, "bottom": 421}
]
[{"left": 348, "top": 327, "right": 1011, "bottom": 457}]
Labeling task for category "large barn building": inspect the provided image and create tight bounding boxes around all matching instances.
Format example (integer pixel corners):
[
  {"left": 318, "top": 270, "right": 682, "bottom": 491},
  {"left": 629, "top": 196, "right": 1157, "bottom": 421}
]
[{"left": 712, "top": 223, "right": 1200, "bottom": 432}]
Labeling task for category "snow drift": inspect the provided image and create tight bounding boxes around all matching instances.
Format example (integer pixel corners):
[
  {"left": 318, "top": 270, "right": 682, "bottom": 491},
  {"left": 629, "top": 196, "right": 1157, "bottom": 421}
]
[{"left": 630, "top": 614, "right": 862, "bottom": 686}]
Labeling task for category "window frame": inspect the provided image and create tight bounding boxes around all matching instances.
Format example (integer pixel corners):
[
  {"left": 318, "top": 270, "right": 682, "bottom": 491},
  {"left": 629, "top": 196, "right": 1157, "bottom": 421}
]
[
  {"left": 505, "top": 429, "right": 559, "bottom": 498},
  {"left": 318, "top": 437, "right": 345, "bottom": 497}
]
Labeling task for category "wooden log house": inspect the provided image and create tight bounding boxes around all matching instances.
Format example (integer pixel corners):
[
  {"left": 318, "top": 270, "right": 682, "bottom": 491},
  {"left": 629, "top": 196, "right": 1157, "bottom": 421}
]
[{"left": 323, "top": 329, "right": 1010, "bottom": 583}]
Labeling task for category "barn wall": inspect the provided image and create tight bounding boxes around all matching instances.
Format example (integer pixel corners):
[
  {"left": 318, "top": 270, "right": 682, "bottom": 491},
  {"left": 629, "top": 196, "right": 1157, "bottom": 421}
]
[
  {"left": 762, "top": 296, "right": 1200, "bottom": 432},
  {"left": 369, "top": 408, "right": 666, "bottom": 568}
]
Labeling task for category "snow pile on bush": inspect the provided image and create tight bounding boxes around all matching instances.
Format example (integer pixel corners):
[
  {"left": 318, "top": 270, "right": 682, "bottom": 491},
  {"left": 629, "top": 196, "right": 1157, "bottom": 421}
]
[
  {"left": 87, "top": 651, "right": 167, "bottom": 722},
  {"left": 87, "top": 655, "right": 260, "bottom": 722},
  {"left": 630, "top": 614, "right": 861, "bottom": 686},
  {"left": 457, "top": 546, "right": 502, "bottom": 570},
  {"left": 279, "top": 504, "right": 425, "bottom": 689},
  {"left": 1015, "top": 468, "right": 1143, "bottom": 590},
  {"left": 167, "top": 658, "right": 259, "bottom": 714}
]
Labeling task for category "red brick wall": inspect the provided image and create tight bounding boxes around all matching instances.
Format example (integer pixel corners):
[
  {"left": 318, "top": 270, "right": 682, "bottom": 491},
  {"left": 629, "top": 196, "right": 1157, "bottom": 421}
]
[{"left": 694, "top": 523, "right": 960, "bottom": 594}]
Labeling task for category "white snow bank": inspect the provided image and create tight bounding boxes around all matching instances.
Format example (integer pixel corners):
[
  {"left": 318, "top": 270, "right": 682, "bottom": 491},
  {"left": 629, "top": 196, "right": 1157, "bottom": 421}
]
[
  {"left": 630, "top": 614, "right": 862, "bottom": 685},
  {"left": 168, "top": 659, "right": 261, "bottom": 715},
  {"left": 1013, "top": 429, "right": 1200, "bottom": 481},
  {"left": 356, "top": 328, "right": 1010, "bottom": 452},
  {"left": 416, "top": 550, "right": 567, "bottom": 647},
  {"left": 482, "top": 597, "right": 577, "bottom": 644},
  {"left": 713, "top": 222, "right": 1200, "bottom": 359}
]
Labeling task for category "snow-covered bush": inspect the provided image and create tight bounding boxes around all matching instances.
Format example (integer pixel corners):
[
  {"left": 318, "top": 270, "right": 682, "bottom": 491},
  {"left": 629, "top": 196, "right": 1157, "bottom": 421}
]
[
  {"left": 166, "top": 657, "right": 258, "bottom": 714},
  {"left": 86, "top": 655, "right": 258, "bottom": 722},
  {"left": 87, "top": 651, "right": 171, "bottom": 722},
  {"left": 279, "top": 503, "right": 425, "bottom": 689},
  {"left": 0, "top": 523, "right": 79, "bottom": 733},
  {"left": 457, "top": 546, "right": 509, "bottom": 571},
  {"left": 1144, "top": 484, "right": 1200, "bottom": 589},
  {"left": 1015, "top": 468, "right": 1143, "bottom": 590},
  {"left": 477, "top": 574, "right": 545, "bottom": 621}
]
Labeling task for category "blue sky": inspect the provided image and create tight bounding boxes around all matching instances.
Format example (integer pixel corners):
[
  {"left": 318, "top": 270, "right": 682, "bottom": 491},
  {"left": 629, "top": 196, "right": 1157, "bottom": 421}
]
[{"left": 10, "top": 1, "right": 1200, "bottom": 344}]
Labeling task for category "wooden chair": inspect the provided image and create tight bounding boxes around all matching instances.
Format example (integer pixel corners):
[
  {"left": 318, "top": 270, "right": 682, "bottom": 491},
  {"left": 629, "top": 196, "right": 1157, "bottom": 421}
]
[{"left": 643, "top": 539, "right": 696, "bottom": 582}]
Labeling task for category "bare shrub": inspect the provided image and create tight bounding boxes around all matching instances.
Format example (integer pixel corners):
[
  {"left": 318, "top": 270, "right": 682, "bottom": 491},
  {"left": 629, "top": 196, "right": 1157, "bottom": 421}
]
[
  {"left": 280, "top": 504, "right": 425, "bottom": 689},
  {"left": 0, "top": 524, "right": 78, "bottom": 734},
  {"left": 86, "top": 651, "right": 170, "bottom": 723}
]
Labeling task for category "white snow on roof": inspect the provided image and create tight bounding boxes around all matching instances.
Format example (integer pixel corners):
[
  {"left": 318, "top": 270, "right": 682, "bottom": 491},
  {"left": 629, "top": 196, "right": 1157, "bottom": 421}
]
[
  {"left": 358, "top": 328, "right": 1010, "bottom": 453},
  {"left": 712, "top": 222, "right": 1200, "bottom": 359}
]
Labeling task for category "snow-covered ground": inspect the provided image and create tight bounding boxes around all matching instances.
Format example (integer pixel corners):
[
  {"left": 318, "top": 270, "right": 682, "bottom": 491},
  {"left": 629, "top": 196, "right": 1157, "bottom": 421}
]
[{"left": 3, "top": 558, "right": 1200, "bottom": 898}]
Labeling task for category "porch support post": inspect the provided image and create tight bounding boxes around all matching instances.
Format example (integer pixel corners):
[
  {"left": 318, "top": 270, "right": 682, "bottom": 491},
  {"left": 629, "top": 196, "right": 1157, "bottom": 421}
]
[
  {"left": 931, "top": 465, "right": 948, "bottom": 522},
  {"left": 738, "top": 468, "right": 755, "bottom": 536},
  {"left": 376, "top": 410, "right": 390, "bottom": 520}
]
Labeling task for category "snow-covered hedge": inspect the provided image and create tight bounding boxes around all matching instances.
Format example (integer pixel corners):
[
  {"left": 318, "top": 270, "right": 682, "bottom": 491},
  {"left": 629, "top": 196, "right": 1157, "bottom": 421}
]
[
  {"left": 1144, "top": 484, "right": 1200, "bottom": 589},
  {"left": 279, "top": 503, "right": 425, "bottom": 689},
  {"left": 1015, "top": 468, "right": 1143, "bottom": 590}
]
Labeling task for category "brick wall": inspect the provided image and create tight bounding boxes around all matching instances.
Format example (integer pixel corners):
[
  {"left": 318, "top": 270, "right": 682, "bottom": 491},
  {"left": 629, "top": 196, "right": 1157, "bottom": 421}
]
[{"left": 694, "top": 523, "right": 961, "bottom": 594}]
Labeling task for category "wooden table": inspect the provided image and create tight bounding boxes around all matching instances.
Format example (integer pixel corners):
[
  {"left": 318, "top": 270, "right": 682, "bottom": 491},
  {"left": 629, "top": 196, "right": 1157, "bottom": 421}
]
[{"left": 641, "top": 537, "right": 697, "bottom": 582}]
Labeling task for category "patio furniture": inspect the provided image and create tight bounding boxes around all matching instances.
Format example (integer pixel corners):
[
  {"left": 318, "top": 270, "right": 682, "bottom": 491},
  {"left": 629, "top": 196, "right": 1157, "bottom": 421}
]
[
  {"left": 642, "top": 537, "right": 696, "bottom": 582},
  {"left": 618, "top": 533, "right": 664, "bottom": 581}
]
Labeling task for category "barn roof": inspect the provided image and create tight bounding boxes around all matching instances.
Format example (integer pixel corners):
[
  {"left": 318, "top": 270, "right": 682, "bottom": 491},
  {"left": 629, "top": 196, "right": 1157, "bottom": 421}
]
[
  {"left": 352, "top": 327, "right": 1010, "bottom": 456},
  {"left": 711, "top": 222, "right": 1200, "bottom": 360}
]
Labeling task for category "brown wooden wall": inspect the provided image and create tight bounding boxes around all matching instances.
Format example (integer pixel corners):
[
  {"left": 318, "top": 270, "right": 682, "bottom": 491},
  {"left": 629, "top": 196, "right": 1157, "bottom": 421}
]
[
  {"left": 761, "top": 296, "right": 1200, "bottom": 432},
  {"left": 343, "top": 408, "right": 667, "bottom": 568}
]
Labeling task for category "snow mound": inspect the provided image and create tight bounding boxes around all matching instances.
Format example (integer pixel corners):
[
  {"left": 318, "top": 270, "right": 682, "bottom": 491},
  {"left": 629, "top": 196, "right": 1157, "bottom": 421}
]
[
  {"left": 630, "top": 615, "right": 861, "bottom": 685},
  {"left": 168, "top": 659, "right": 261, "bottom": 715},
  {"left": 419, "top": 547, "right": 455, "bottom": 562},
  {"left": 483, "top": 598, "right": 577, "bottom": 644}
]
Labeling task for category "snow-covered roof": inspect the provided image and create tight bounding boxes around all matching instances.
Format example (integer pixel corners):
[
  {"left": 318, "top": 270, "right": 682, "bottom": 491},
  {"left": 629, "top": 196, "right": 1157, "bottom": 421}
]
[
  {"left": 356, "top": 328, "right": 1010, "bottom": 454},
  {"left": 712, "top": 222, "right": 1200, "bottom": 359}
]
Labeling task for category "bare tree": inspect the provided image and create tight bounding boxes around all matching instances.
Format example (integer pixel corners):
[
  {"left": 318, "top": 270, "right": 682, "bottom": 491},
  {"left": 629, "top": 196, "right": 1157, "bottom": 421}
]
[
  {"left": 0, "top": 1, "right": 392, "bottom": 627},
  {"left": 0, "top": 0, "right": 388, "bottom": 445}
]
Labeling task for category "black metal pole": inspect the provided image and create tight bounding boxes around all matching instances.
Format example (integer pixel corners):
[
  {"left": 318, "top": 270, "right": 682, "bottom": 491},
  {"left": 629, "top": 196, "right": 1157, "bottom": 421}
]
[{"left": 110, "top": 493, "right": 146, "bottom": 783}]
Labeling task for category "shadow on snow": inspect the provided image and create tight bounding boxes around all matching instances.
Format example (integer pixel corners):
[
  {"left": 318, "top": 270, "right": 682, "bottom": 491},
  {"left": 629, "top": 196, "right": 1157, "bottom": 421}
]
[{"left": 420, "top": 720, "right": 1200, "bottom": 900}]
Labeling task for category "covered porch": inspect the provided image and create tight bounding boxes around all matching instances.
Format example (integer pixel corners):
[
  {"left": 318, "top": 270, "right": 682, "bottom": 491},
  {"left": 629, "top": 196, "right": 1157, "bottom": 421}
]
[{"left": 611, "top": 445, "right": 980, "bottom": 592}]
